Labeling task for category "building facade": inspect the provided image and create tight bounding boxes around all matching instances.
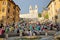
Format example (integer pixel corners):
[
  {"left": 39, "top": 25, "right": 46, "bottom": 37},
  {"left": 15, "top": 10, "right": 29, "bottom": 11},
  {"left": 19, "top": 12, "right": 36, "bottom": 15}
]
[
  {"left": 42, "top": 9, "right": 48, "bottom": 19},
  {"left": 20, "top": 5, "right": 38, "bottom": 19},
  {"left": 47, "top": 0, "right": 60, "bottom": 23},
  {"left": 15, "top": 5, "right": 20, "bottom": 24},
  {"left": 0, "top": 0, "right": 20, "bottom": 25}
]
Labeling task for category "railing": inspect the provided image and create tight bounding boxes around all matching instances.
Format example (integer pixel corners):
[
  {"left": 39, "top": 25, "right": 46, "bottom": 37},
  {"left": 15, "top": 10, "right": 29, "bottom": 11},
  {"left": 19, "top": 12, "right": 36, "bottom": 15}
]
[{"left": 0, "top": 31, "right": 56, "bottom": 40}]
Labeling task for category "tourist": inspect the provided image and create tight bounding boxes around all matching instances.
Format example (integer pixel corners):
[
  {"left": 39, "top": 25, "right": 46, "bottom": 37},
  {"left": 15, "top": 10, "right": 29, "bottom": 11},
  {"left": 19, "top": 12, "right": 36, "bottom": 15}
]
[
  {"left": 22, "top": 29, "right": 25, "bottom": 36},
  {"left": 5, "top": 25, "right": 9, "bottom": 34},
  {"left": 9, "top": 25, "right": 14, "bottom": 32},
  {"left": 29, "top": 24, "right": 33, "bottom": 31},
  {"left": 14, "top": 27, "right": 17, "bottom": 33},
  {"left": 29, "top": 30, "right": 32, "bottom": 36},
  {"left": 35, "top": 24, "right": 41, "bottom": 31}
]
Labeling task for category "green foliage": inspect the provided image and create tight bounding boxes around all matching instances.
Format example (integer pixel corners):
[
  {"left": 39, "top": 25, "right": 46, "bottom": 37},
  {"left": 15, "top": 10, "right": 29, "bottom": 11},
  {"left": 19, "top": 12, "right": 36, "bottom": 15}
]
[
  {"left": 38, "top": 13, "right": 41, "bottom": 17},
  {"left": 44, "top": 13, "right": 49, "bottom": 19}
]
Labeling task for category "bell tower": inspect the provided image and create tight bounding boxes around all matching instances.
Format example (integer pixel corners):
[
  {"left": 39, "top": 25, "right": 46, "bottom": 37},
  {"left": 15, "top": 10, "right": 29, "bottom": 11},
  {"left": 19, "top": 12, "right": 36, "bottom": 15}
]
[
  {"left": 29, "top": 5, "right": 33, "bottom": 14},
  {"left": 35, "top": 5, "right": 38, "bottom": 13},
  {"left": 34, "top": 5, "right": 38, "bottom": 18}
]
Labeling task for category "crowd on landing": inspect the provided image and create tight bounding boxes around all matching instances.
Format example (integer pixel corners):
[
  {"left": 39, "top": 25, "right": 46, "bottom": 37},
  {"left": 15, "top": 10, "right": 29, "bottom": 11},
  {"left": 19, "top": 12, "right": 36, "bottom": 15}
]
[{"left": 0, "top": 21, "right": 60, "bottom": 37}]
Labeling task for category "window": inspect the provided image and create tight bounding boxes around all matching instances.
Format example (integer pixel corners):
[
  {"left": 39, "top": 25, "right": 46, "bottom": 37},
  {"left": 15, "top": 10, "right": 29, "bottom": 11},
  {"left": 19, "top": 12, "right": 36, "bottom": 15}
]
[
  {"left": 13, "top": 18, "right": 15, "bottom": 20},
  {"left": 3, "top": 1, "right": 6, "bottom": 5},
  {"left": 8, "top": 8, "right": 10, "bottom": 13},
  {"left": 13, "top": 6, "right": 15, "bottom": 9},
  {"left": 13, "top": 11, "right": 15, "bottom": 15},
  {"left": 17, "top": 9, "right": 19, "bottom": 12},
  {"left": 2, "top": 16, "right": 4, "bottom": 19},
  {"left": 7, "top": 16, "right": 9, "bottom": 19},
  {"left": 55, "top": 16, "right": 58, "bottom": 19},
  {"left": 8, "top": 3, "right": 11, "bottom": 8},
  {"left": 18, "top": 11, "right": 19, "bottom": 12},
  {"left": 2, "top": 8, "right": 5, "bottom": 12},
  {"left": 55, "top": 2, "right": 56, "bottom": 5}
]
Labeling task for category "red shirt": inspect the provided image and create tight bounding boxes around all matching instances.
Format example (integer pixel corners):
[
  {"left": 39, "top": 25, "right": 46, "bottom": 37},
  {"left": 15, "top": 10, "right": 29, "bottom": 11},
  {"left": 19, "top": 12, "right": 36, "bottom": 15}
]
[{"left": 0, "top": 28, "right": 4, "bottom": 35}]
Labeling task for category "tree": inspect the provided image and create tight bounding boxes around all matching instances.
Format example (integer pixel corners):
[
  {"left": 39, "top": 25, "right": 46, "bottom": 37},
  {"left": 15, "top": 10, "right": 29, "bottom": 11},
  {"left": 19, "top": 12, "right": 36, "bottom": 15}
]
[
  {"left": 38, "top": 13, "right": 41, "bottom": 17},
  {"left": 44, "top": 13, "right": 49, "bottom": 19}
]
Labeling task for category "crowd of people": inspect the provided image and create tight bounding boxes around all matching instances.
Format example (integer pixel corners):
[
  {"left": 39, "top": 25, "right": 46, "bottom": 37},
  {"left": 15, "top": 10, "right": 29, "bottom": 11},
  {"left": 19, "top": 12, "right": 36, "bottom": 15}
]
[{"left": 0, "top": 21, "right": 60, "bottom": 37}]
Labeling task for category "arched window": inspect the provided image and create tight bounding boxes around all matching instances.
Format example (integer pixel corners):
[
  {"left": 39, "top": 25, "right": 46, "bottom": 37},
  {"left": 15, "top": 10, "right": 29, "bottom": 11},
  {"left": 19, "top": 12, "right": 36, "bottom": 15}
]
[
  {"left": 8, "top": 2, "right": 11, "bottom": 8},
  {"left": 2, "top": 8, "right": 5, "bottom": 12},
  {"left": 7, "top": 16, "right": 9, "bottom": 19},
  {"left": 8, "top": 8, "right": 10, "bottom": 13},
  {"left": 3, "top": 1, "right": 6, "bottom": 5}
]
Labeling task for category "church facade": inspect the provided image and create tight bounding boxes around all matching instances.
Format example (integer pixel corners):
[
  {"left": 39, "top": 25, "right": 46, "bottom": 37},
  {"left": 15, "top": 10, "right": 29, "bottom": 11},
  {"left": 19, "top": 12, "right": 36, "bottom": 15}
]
[{"left": 20, "top": 5, "right": 38, "bottom": 19}]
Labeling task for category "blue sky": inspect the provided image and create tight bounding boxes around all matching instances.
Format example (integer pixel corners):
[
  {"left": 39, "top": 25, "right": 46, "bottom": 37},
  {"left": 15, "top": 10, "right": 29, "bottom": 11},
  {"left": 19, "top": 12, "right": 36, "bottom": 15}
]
[{"left": 13, "top": 0, "right": 50, "bottom": 14}]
